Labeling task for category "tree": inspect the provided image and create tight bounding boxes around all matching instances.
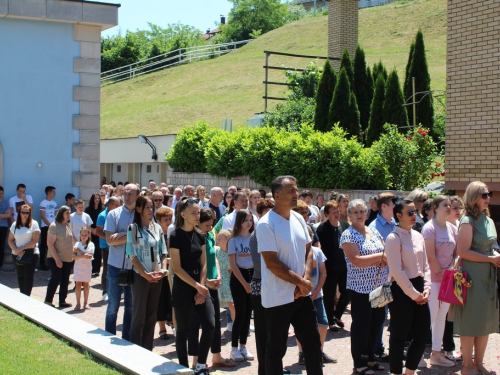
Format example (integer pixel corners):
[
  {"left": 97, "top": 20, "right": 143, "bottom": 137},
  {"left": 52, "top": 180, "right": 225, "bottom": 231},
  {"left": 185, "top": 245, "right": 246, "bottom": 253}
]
[
  {"left": 328, "top": 68, "right": 360, "bottom": 137},
  {"left": 403, "top": 41, "right": 415, "bottom": 112},
  {"left": 366, "top": 66, "right": 374, "bottom": 121},
  {"left": 353, "top": 45, "right": 370, "bottom": 131},
  {"left": 372, "top": 61, "right": 388, "bottom": 82},
  {"left": 366, "top": 74, "right": 386, "bottom": 146},
  {"left": 340, "top": 48, "right": 355, "bottom": 89},
  {"left": 314, "top": 60, "right": 336, "bottom": 132},
  {"left": 405, "top": 30, "right": 434, "bottom": 135},
  {"left": 383, "top": 69, "right": 409, "bottom": 129}
]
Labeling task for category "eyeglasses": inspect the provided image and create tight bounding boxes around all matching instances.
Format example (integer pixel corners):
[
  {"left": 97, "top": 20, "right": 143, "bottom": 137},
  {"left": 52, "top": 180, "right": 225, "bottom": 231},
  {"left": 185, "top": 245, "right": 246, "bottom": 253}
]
[
  {"left": 153, "top": 199, "right": 163, "bottom": 202},
  {"left": 406, "top": 210, "right": 417, "bottom": 216},
  {"left": 482, "top": 192, "right": 493, "bottom": 199},
  {"left": 20, "top": 211, "right": 30, "bottom": 215},
  {"left": 298, "top": 211, "right": 309, "bottom": 216}
]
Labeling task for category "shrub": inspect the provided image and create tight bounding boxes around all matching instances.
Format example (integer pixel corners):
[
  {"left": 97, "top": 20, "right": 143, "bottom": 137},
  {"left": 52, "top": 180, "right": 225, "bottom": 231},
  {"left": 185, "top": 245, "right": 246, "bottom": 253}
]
[
  {"left": 366, "top": 74, "right": 386, "bottom": 146},
  {"left": 263, "top": 97, "right": 315, "bottom": 132},
  {"left": 353, "top": 45, "right": 371, "bottom": 132},
  {"left": 328, "top": 68, "right": 360, "bottom": 136}
]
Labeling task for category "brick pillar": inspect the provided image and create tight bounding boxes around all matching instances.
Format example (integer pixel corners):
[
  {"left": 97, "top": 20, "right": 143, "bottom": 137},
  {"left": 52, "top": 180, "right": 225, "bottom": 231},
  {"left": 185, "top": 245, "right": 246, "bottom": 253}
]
[{"left": 328, "top": 0, "right": 359, "bottom": 69}]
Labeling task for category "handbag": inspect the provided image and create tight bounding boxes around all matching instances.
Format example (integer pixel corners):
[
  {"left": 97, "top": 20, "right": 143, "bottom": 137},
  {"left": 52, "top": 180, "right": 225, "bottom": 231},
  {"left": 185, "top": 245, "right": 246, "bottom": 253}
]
[
  {"left": 438, "top": 258, "right": 472, "bottom": 305},
  {"left": 117, "top": 239, "right": 134, "bottom": 287},
  {"left": 368, "top": 238, "right": 393, "bottom": 308},
  {"left": 15, "top": 248, "right": 35, "bottom": 265}
]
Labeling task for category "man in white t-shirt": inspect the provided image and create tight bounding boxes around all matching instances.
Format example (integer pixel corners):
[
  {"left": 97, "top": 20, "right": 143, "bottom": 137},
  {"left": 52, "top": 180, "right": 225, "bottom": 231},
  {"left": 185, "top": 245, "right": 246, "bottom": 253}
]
[
  {"left": 222, "top": 192, "right": 258, "bottom": 231},
  {"left": 9, "top": 183, "right": 33, "bottom": 223},
  {"left": 39, "top": 186, "right": 59, "bottom": 271},
  {"left": 70, "top": 199, "right": 93, "bottom": 243},
  {"left": 257, "top": 175, "right": 323, "bottom": 375}
]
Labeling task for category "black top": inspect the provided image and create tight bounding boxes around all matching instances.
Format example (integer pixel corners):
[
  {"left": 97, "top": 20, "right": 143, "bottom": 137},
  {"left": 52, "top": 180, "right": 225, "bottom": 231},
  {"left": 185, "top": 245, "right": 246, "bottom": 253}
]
[
  {"left": 365, "top": 209, "right": 379, "bottom": 226},
  {"left": 316, "top": 219, "right": 350, "bottom": 271},
  {"left": 84, "top": 206, "right": 103, "bottom": 229},
  {"left": 209, "top": 202, "right": 222, "bottom": 222},
  {"left": 169, "top": 228, "right": 205, "bottom": 272}
]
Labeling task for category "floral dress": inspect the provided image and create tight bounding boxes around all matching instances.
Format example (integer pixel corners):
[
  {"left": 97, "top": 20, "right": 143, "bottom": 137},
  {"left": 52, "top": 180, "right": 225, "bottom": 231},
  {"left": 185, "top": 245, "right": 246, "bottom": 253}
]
[{"left": 215, "top": 246, "right": 233, "bottom": 306}]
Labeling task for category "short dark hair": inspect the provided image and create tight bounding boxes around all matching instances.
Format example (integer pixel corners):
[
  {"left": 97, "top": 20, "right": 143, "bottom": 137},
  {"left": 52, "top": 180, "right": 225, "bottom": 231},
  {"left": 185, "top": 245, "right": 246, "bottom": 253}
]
[
  {"left": 45, "top": 186, "right": 56, "bottom": 195},
  {"left": 329, "top": 190, "right": 339, "bottom": 201},
  {"left": 299, "top": 190, "right": 313, "bottom": 199},
  {"left": 270, "top": 175, "right": 296, "bottom": 198},
  {"left": 0, "top": 186, "right": 3, "bottom": 192},
  {"left": 74, "top": 199, "right": 84, "bottom": 206},
  {"left": 65, "top": 193, "right": 75, "bottom": 201},
  {"left": 256, "top": 198, "right": 275, "bottom": 216},
  {"left": 199, "top": 208, "right": 216, "bottom": 224},
  {"left": 323, "top": 200, "right": 339, "bottom": 215},
  {"left": 16, "top": 184, "right": 26, "bottom": 191},
  {"left": 393, "top": 198, "right": 413, "bottom": 223}
]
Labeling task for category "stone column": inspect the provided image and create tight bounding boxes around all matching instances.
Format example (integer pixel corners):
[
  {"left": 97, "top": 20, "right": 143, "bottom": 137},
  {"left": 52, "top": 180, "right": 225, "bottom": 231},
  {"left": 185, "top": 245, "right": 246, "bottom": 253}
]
[{"left": 328, "top": 0, "right": 359, "bottom": 69}]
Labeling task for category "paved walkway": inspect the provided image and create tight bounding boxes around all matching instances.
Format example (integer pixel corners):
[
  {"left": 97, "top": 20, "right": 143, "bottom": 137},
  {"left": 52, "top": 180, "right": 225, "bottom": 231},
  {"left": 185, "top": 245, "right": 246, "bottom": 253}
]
[{"left": 1, "top": 268, "right": 500, "bottom": 375}]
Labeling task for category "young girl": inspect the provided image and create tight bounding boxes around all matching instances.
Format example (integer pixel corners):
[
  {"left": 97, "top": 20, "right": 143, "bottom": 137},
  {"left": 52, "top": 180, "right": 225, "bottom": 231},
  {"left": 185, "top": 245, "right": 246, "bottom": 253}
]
[
  {"left": 73, "top": 227, "right": 94, "bottom": 310},
  {"left": 228, "top": 209, "right": 255, "bottom": 362},
  {"left": 216, "top": 230, "right": 235, "bottom": 331}
]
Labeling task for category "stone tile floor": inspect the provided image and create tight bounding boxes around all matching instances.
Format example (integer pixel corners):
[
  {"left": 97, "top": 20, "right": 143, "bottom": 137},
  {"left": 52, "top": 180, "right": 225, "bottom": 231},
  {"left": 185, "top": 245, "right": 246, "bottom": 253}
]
[{"left": 1, "top": 268, "right": 500, "bottom": 375}]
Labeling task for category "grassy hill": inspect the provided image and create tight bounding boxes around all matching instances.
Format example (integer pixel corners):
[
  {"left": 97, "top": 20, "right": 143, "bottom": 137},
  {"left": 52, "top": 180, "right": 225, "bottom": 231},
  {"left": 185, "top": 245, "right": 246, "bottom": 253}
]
[{"left": 101, "top": 0, "right": 446, "bottom": 139}]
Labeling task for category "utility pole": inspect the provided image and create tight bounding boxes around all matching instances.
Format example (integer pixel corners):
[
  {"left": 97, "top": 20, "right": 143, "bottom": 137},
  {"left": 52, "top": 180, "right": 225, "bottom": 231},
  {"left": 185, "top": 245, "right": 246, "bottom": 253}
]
[{"left": 314, "top": 0, "right": 317, "bottom": 16}]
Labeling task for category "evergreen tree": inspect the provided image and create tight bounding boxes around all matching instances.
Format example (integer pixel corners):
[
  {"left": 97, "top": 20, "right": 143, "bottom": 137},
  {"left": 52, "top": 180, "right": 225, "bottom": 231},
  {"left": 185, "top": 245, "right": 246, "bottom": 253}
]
[
  {"left": 366, "top": 74, "right": 386, "bottom": 146},
  {"left": 340, "top": 48, "right": 355, "bottom": 90},
  {"left": 373, "top": 61, "right": 388, "bottom": 82},
  {"left": 328, "top": 68, "right": 360, "bottom": 136},
  {"left": 366, "top": 66, "right": 374, "bottom": 120},
  {"left": 403, "top": 41, "right": 415, "bottom": 114},
  {"left": 383, "top": 69, "right": 409, "bottom": 129},
  {"left": 348, "top": 91, "right": 361, "bottom": 137},
  {"left": 314, "top": 59, "right": 337, "bottom": 132},
  {"left": 405, "top": 30, "right": 434, "bottom": 133},
  {"left": 353, "top": 45, "right": 371, "bottom": 132}
]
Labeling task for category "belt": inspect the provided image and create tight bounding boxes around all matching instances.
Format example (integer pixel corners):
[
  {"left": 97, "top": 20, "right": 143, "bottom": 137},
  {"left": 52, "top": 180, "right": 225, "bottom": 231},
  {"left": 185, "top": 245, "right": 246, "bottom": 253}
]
[{"left": 186, "top": 269, "right": 200, "bottom": 275}]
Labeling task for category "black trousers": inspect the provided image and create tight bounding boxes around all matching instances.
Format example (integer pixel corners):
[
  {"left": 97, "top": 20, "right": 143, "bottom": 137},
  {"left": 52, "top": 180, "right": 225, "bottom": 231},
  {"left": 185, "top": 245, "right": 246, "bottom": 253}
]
[
  {"left": 12, "top": 253, "right": 39, "bottom": 296},
  {"left": 0, "top": 227, "right": 8, "bottom": 268},
  {"left": 91, "top": 234, "right": 101, "bottom": 274},
  {"left": 39, "top": 226, "right": 49, "bottom": 268},
  {"left": 443, "top": 318, "right": 455, "bottom": 351},
  {"left": 45, "top": 258, "right": 73, "bottom": 304},
  {"left": 101, "top": 248, "right": 109, "bottom": 294},
  {"left": 230, "top": 268, "right": 253, "bottom": 347},
  {"left": 322, "top": 268, "right": 349, "bottom": 325},
  {"left": 157, "top": 275, "right": 172, "bottom": 323},
  {"left": 265, "top": 296, "right": 323, "bottom": 375},
  {"left": 348, "top": 289, "right": 386, "bottom": 368},
  {"left": 188, "top": 287, "right": 221, "bottom": 355},
  {"left": 251, "top": 291, "right": 267, "bottom": 375},
  {"left": 388, "top": 277, "right": 431, "bottom": 374}
]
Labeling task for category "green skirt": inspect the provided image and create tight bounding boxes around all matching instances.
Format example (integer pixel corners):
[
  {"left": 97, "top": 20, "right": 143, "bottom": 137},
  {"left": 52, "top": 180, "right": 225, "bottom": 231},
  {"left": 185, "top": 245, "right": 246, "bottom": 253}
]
[{"left": 453, "top": 258, "right": 498, "bottom": 337}]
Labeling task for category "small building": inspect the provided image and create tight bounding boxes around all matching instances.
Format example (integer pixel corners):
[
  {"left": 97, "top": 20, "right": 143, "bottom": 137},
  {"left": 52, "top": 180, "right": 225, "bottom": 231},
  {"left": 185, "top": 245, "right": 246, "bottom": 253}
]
[{"left": 201, "top": 15, "right": 226, "bottom": 41}]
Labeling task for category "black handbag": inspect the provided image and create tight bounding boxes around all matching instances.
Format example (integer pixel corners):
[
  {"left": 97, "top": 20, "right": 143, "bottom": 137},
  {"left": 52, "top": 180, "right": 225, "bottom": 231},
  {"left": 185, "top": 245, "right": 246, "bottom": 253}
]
[
  {"left": 15, "top": 248, "right": 35, "bottom": 265},
  {"left": 117, "top": 246, "right": 134, "bottom": 286}
]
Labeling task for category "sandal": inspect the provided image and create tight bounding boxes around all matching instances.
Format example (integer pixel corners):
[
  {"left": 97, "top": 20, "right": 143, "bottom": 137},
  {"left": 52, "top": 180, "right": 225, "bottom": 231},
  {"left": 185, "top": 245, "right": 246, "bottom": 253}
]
[
  {"left": 354, "top": 367, "right": 375, "bottom": 375},
  {"left": 474, "top": 363, "right": 496, "bottom": 375},
  {"left": 74, "top": 304, "right": 81, "bottom": 311},
  {"left": 158, "top": 330, "right": 169, "bottom": 340},
  {"left": 84, "top": 304, "right": 91, "bottom": 310},
  {"left": 367, "top": 362, "right": 385, "bottom": 371},
  {"left": 329, "top": 325, "right": 339, "bottom": 332}
]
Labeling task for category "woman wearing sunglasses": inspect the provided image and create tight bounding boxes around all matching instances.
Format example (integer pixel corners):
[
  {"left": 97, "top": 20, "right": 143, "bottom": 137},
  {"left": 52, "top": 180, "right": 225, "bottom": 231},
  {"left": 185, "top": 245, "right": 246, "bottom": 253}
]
[
  {"left": 385, "top": 198, "right": 431, "bottom": 375},
  {"left": 454, "top": 182, "right": 499, "bottom": 375},
  {"left": 8, "top": 204, "right": 40, "bottom": 296}
]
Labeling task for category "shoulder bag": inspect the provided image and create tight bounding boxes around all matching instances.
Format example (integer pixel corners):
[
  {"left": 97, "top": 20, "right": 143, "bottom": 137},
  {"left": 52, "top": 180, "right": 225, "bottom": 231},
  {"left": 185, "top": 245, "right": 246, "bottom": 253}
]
[
  {"left": 117, "top": 224, "right": 137, "bottom": 286},
  {"left": 368, "top": 231, "right": 393, "bottom": 308}
]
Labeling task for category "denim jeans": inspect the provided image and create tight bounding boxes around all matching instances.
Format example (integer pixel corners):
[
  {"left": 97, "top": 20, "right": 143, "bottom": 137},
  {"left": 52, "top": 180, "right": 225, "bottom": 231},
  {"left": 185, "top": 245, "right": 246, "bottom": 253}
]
[{"left": 105, "top": 265, "right": 133, "bottom": 341}]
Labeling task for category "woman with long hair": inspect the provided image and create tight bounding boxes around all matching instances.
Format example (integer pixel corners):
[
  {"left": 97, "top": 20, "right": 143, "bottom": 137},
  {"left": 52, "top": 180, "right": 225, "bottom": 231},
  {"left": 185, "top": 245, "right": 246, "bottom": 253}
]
[
  {"left": 454, "top": 181, "right": 499, "bottom": 375},
  {"left": 195, "top": 185, "right": 210, "bottom": 207},
  {"left": 8, "top": 204, "right": 40, "bottom": 296},
  {"left": 248, "top": 190, "right": 261, "bottom": 216},
  {"left": 337, "top": 194, "right": 350, "bottom": 222},
  {"left": 85, "top": 192, "right": 103, "bottom": 277},
  {"left": 228, "top": 209, "right": 255, "bottom": 362},
  {"left": 126, "top": 196, "right": 167, "bottom": 350},
  {"left": 170, "top": 199, "right": 215, "bottom": 375}
]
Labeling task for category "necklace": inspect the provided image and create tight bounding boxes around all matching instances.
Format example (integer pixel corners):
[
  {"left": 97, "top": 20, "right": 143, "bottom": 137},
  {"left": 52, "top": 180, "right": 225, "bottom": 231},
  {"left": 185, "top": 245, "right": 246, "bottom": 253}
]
[{"left": 184, "top": 229, "right": 194, "bottom": 243}]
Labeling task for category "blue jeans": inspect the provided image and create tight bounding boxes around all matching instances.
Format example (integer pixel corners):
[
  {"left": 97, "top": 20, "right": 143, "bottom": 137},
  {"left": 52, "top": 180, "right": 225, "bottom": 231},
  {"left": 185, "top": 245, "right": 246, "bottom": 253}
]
[{"left": 105, "top": 265, "right": 132, "bottom": 341}]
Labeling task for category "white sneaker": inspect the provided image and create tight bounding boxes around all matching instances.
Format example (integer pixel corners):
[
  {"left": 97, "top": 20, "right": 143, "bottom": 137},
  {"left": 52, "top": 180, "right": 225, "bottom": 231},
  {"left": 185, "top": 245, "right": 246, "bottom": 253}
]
[
  {"left": 227, "top": 322, "right": 233, "bottom": 332},
  {"left": 102, "top": 293, "right": 108, "bottom": 302},
  {"left": 239, "top": 347, "right": 254, "bottom": 360},
  {"left": 230, "top": 347, "right": 244, "bottom": 362},
  {"left": 418, "top": 357, "right": 427, "bottom": 368},
  {"left": 430, "top": 352, "right": 455, "bottom": 367},
  {"left": 249, "top": 324, "right": 255, "bottom": 332}
]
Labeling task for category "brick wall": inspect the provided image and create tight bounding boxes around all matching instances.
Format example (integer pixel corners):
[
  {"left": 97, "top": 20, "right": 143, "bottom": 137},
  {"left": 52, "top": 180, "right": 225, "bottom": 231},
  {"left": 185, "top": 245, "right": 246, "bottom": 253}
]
[
  {"left": 446, "top": 1, "right": 500, "bottom": 195},
  {"left": 328, "top": 0, "right": 359, "bottom": 69}
]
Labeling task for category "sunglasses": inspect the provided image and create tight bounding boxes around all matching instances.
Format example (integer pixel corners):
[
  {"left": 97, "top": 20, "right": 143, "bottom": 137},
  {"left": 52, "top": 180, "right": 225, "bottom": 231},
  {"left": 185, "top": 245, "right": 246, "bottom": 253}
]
[
  {"left": 482, "top": 192, "right": 493, "bottom": 199},
  {"left": 298, "top": 211, "right": 310, "bottom": 216},
  {"left": 20, "top": 211, "right": 30, "bottom": 215},
  {"left": 406, "top": 210, "right": 417, "bottom": 216},
  {"left": 153, "top": 199, "right": 163, "bottom": 202}
]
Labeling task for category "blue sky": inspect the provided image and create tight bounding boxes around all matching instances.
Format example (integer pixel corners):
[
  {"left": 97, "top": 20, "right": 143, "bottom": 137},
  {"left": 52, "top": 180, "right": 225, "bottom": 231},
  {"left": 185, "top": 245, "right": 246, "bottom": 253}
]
[{"left": 100, "top": 0, "right": 234, "bottom": 38}]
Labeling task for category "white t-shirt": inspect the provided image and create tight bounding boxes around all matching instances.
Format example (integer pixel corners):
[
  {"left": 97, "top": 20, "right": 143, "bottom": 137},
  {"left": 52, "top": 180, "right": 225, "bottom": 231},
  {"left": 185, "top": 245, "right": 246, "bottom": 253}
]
[
  {"left": 222, "top": 211, "right": 259, "bottom": 231},
  {"left": 70, "top": 212, "right": 93, "bottom": 241},
  {"left": 308, "top": 205, "right": 320, "bottom": 224},
  {"left": 9, "top": 195, "right": 34, "bottom": 222},
  {"left": 310, "top": 246, "right": 327, "bottom": 299},
  {"left": 228, "top": 235, "right": 253, "bottom": 269},
  {"left": 39, "top": 199, "right": 59, "bottom": 228},
  {"left": 75, "top": 241, "right": 95, "bottom": 262},
  {"left": 257, "top": 210, "right": 311, "bottom": 308},
  {"left": 10, "top": 220, "right": 41, "bottom": 254}
]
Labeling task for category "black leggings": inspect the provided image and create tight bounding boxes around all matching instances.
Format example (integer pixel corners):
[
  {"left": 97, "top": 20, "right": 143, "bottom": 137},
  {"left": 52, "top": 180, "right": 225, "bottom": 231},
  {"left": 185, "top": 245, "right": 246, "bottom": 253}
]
[
  {"left": 188, "top": 287, "right": 221, "bottom": 355},
  {"left": 45, "top": 258, "right": 73, "bottom": 304},
  {"left": 322, "top": 268, "right": 349, "bottom": 325},
  {"left": 388, "top": 277, "right": 431, "bottom": 374},
  {"left": 12, "top": 253, "right": 39, "bottom": 296},
  {"left": 230, "top": 268, "right": 253, "bottom": 347}
]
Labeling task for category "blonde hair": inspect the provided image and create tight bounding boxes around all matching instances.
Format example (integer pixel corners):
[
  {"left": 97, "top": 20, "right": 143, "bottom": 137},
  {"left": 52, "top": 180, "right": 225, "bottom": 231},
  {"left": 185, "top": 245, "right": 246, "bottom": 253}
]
[
  {"left": 463, "top": 181, "right": 490, "bottom": 219},
  {"left": 407, "top": 188, "right": 428, "bottom": 203}
]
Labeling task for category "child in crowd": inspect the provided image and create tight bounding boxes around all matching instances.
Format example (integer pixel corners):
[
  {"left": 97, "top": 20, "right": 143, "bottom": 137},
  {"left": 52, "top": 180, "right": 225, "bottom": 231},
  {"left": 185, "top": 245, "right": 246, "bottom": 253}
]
[
  {"left": 216, "top": 229, "right": 235, "bottom": 331},
  {"left": 73, "top": 227, "right": 94, "bottom": 310}
]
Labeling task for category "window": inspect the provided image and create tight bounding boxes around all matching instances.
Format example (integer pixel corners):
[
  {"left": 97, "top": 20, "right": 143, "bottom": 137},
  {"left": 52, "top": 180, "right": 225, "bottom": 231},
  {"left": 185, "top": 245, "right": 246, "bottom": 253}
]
[
  {"left": 146, "top": 165, "right": 152, "bottom": 173},
  {"left": 117, "top": 165, "right": 121, "bottom": 173}
]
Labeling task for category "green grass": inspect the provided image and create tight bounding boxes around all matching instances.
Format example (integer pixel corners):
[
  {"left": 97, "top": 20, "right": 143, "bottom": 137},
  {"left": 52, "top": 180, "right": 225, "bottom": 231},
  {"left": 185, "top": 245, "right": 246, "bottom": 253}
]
[
  {"left": 101, "top": 0, "right": 446, "bottom": 139},
  {"left": 0, "top": 306, "right": 122, "bottom": 375}
]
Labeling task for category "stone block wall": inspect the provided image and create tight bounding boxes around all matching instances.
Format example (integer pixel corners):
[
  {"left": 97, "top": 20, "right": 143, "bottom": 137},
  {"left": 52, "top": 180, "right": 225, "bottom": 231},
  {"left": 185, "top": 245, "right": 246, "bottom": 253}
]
[{"left": 328, "top": 0, "right": 359, "bottom": 68}]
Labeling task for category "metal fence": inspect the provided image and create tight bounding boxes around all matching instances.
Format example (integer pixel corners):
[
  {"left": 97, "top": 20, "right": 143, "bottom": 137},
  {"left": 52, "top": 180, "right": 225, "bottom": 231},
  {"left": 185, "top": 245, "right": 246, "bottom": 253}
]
[
  {"left": 100, "top": 39, "right": 253, "bottom": 85},
  {"left": 358, "top": 0, "right": 414, "bottom": 9}
]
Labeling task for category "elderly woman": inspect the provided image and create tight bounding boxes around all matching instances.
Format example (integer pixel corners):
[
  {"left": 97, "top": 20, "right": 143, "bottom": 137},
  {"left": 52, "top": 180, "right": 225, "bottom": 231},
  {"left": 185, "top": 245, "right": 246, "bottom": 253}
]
[
  {"left": 454, "top": 181, "right": 500, "bottom": 375},
  {"left": 386, "top": 198, "right": 431, "bottom": 375},
  {"left": 8, "top": 204, "right": 40, "bottom": 296},
  {"left": 339, "top": 199, "right": 388, "bottom": 375},
  {"left": 44, "top": 206, "right": 74, "bottom": 308}
]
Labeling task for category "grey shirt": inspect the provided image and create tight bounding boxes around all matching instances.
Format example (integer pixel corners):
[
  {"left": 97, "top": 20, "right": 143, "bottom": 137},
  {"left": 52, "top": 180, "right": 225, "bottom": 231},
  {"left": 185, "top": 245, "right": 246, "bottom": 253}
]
[
  {"left": 249, "top": 231, "right": 261, "bottom": 280},
  {"left": 104, "top": 205, "right": 135, "bottom": 269}
]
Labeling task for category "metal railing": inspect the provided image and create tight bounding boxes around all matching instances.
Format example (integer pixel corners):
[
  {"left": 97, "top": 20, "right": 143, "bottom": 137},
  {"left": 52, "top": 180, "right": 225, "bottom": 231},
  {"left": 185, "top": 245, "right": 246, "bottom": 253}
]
[{"left": 100, "top": 39, "right": 253, "bottom": 85}]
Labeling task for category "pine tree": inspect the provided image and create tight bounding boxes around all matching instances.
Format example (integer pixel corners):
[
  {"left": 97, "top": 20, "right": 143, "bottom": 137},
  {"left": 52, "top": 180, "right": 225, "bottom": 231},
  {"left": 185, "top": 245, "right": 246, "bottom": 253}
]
[
  {"left": 328, "top": 68, "right": 360, "bottom": 136},
  {"left": 405, "top": 30, "right": 434, "bottom": 133},
  {"left": 373, "top": 61, "right": 388, "bottom": 83},
  {"left": 340, "top": 48, "right": 355, "bottom": 90},
  {"left": 353, "top": 45, "right": 370, "bottom": 132},
  {"left": 403, "top": 41, "right": 415, "bottom": 115},
  {"left": 366, "top": 74, "right": 386, "bottom": 146},
  {"left": 383, "top": 69, "right": 409, "bottom": 129},
  {"left": 366, "top": 66, "right": 374, "bottom": 120},
  {"left": 314, "top": 59, "right": 337, "bottom": 132}
]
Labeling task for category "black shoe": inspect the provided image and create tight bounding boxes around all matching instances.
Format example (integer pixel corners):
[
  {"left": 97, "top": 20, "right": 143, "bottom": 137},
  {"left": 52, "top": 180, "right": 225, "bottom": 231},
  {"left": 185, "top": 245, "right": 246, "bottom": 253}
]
[
  {"left": 334, "top": 317, "right": 345, "bottom": 328},
  {"left": 283, "top": 369, "right": 291, "bottom": 375},
  {"left": 374, "top": 351, "right": 390, "bottom": 362},
  {"left": 40, "top": 265, "right": 50, "bottom": 271},
  {"left": 322, "top": 352, "right": 338, "bottom": 363},
  {"left": 298, "top": 352, "right": 305, "bottom": 365},
  {"left": 194, "top": 368, "right": 210, "bottom": 375},
  {"left": 59, "top": 302, "right": 72, "bottom": 308},
  {"left": 328, "top": 324, "right": 339, "bottom": 332}
]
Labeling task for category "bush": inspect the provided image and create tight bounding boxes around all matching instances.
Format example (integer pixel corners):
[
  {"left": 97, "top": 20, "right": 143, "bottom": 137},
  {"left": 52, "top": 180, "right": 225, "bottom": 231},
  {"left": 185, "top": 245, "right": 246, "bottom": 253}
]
[{"left": 263, "top": 97, "right": 315, "bottom": 132}]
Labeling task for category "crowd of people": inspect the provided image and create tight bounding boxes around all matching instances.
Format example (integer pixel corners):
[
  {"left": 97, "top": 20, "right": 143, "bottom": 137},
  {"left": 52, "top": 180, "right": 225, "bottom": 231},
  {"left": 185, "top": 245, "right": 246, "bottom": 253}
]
[{"left": 1, "top": 177, "right": 499, "bottom": 375}]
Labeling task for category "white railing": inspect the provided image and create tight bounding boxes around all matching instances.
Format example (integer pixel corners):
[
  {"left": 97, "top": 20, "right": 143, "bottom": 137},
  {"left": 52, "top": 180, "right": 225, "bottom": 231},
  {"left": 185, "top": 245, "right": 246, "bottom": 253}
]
[
  {"left": 100, "top": 39, "right": 253, "bottom": 85},
  {"left": 358, "top": 0, "right": 414, "bottom": 8}
]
